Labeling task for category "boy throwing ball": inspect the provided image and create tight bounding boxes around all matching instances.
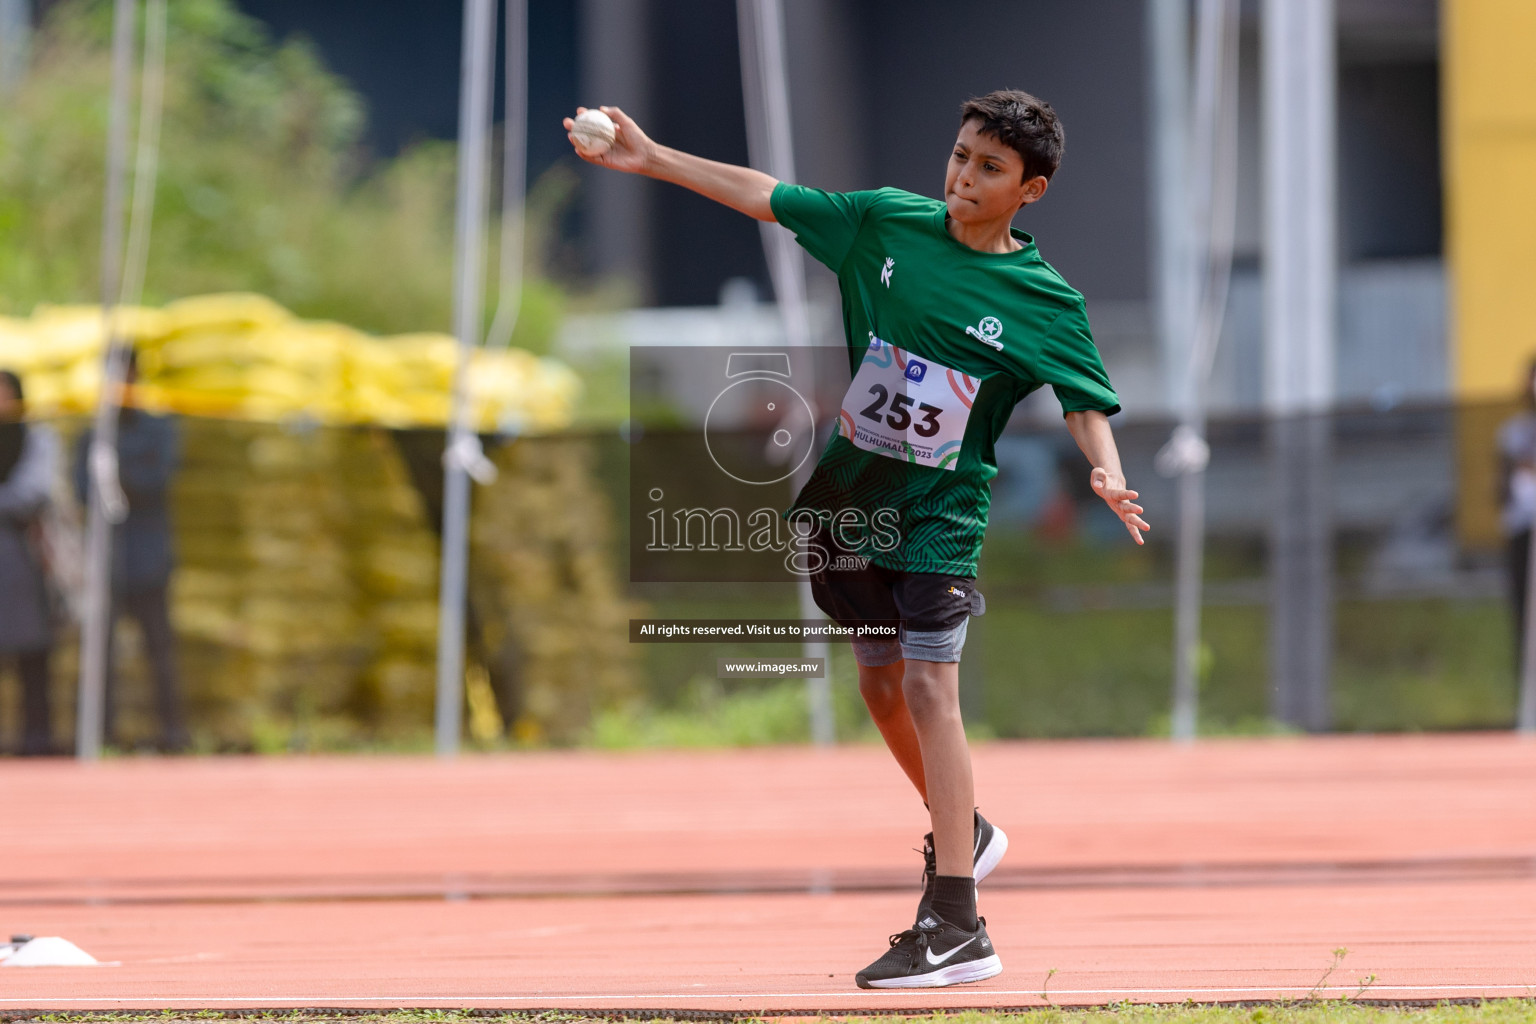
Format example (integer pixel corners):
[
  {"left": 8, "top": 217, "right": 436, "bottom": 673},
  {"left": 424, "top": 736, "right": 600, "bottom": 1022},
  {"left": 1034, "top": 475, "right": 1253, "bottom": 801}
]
[{"left": 565, "top": 90, "right": 1148, "bottom": 989}]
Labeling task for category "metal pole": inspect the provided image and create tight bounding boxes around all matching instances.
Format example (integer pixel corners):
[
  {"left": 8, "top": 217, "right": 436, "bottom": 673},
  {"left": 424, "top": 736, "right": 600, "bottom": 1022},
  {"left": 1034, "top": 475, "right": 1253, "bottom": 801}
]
[
  {"left": 737, "top": 0, "right": 832, "bottom": 746},
  {"left": 77, "top": 0, "right": 137, "bottom": 762},
  {"left": 436, "top": 0, "right": 496, "bottom": 757},
  {"left": 1159, "top": 0, "right": 1239, "bottom": 742},
  {"left": 1170, "top": 466, "right": 1205, "bottom": 739},
  {"left": 1520, "top": 527, "right": 1536, "bottom": 733}
]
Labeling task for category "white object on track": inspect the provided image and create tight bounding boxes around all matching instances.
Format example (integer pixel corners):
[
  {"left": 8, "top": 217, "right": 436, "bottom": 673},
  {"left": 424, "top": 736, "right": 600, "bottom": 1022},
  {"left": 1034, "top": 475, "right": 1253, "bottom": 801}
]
[{"left": 1, "top": 936, "right": 99, "bottom": 967}]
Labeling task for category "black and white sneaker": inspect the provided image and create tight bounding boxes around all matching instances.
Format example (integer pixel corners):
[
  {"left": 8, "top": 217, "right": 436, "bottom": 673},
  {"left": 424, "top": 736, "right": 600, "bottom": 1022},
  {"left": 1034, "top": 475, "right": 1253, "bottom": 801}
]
[
  {"left": 919, "top": 810, "right": 1009, "bottom": 895},
  {"left": 854, "top": 913, "right": 1002, "bottom": 989}
]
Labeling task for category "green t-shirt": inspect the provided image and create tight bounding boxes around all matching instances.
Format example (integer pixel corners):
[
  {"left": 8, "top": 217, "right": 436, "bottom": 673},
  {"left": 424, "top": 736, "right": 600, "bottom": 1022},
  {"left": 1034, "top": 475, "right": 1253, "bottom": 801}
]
[{"left": 771, "top": 183, "right": 1120, "bottom": 576}]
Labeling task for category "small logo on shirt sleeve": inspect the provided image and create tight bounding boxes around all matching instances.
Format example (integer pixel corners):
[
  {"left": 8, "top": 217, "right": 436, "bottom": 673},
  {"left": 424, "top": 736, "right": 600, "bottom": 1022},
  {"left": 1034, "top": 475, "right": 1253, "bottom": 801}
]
[{"left": 880, "top": 256, "right": 895, "bottom": 288}]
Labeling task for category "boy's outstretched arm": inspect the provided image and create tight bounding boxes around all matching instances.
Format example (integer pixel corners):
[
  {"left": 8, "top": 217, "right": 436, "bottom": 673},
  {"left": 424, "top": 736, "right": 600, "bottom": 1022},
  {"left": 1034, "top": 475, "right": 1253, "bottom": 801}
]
[
  {"left": 563, "top": 105, "right": 779, "bottom": 222},
  {"left": 1064, "top": 410, "right": 1150, "bottom": 545}
]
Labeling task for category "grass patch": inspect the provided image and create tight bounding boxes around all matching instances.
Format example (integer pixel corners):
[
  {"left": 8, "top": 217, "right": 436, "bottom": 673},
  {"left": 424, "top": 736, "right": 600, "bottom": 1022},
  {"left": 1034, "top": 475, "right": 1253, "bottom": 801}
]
[
  {"left": 587, "top": 660, "right": 880, "bottom": 750},
  {"left": 1332, "top": 600, "right": 1518, "bottom": 731},
  {"left": 3, "top": 1000, "right": 1536, "bottom": 1023},
  {"left": 969, "top": 595, "right": 1515, "bottom": 739}
]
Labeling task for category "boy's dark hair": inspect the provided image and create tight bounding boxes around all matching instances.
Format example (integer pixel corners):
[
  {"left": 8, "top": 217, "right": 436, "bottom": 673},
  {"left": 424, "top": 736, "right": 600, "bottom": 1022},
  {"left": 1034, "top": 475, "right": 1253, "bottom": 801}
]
[
  {"left": 959, "top": 90, "right": 1065, "bottom": 182},
  {"left": 0, "top": 369, "right": 22, "bottom": 402}
]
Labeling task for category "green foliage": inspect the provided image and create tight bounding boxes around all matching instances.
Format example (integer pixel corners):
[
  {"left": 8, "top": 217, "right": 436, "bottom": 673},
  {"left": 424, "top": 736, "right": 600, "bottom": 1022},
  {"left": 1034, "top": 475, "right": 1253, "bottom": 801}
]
[
  {"left": 11, "top": 1001, "right": 1536, "bottom": 1023},
  {"left": 0, "top": 0, "right": 568, "bottom": 350}
]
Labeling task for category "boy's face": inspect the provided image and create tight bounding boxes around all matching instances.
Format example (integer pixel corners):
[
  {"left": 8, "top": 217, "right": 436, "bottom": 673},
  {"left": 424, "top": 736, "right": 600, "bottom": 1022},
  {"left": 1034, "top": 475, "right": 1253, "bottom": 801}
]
[{"left": 944, "top": 118, "right": 1048, "bottom": 226}]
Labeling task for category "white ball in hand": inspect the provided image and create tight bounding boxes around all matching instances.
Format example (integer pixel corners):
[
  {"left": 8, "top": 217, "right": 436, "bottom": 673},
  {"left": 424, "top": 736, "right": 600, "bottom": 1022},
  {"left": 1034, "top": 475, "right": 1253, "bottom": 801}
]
[{"left": 571, "top": 109, "right": 616, "bottom": 156}]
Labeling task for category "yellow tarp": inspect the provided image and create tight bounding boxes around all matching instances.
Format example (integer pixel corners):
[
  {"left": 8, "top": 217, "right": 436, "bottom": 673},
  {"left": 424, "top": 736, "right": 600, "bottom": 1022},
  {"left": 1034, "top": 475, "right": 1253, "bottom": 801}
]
[{"left": 0, "top": 293, "right": 580, "bottom": 431}]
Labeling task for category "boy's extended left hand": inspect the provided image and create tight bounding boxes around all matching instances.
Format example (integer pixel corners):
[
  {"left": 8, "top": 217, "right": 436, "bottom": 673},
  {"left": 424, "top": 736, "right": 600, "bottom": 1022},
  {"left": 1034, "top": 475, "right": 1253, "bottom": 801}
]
[{"left": 1090, "top": 468, "right": 1149, "bottom": 545}]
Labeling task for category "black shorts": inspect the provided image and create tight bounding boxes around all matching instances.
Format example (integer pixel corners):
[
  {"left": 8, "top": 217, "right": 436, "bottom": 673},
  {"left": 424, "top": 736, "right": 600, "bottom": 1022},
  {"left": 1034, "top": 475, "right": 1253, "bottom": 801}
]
[{"left": 805, "top": 524, "right": 983, "bottom": 665}]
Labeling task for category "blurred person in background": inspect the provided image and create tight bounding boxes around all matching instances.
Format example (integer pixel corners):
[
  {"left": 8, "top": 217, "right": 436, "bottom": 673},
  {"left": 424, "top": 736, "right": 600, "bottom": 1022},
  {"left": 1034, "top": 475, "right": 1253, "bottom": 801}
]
[
  {"left": 73, "top": 351, "right": 189, "bottom": 753},
  {"left": 0, "top": 369, "right": 62, "bottom": 756},
  {"left": 1499, "top": 358, "right": 1536, "bottom": 670},
  {"left": 391, "top": 429, "right": 525, "bottom": 732}
]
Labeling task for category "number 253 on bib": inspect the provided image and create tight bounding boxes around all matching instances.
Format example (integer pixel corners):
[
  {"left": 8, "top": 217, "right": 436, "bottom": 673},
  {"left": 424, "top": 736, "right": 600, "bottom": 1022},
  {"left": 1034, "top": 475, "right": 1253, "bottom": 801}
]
[{"left": 838, "top": 335, "right": 978, "bottom": 471}]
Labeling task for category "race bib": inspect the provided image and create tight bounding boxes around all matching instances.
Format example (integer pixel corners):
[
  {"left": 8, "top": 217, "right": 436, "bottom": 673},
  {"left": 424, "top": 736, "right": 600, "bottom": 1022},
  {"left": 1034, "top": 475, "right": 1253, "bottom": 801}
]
[{"left": 837, "top": 334, "right": 979, "bottom": 471}]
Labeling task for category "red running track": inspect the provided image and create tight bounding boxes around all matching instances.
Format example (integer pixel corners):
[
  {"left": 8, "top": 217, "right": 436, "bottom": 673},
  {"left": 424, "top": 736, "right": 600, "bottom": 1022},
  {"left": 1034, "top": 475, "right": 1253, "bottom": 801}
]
[{"left": 1, "top": 735, "right": 1534, "bottom": 1012}]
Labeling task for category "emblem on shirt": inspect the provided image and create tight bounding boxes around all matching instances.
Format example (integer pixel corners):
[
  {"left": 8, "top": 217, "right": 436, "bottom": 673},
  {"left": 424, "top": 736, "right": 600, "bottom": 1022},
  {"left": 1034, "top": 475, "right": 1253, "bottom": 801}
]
[
  {"left": 965, "top": 315, "right": 1004, "bottom": 351},
  {"left": 880, "top": 256, "right": 895, "bottom": 288}
]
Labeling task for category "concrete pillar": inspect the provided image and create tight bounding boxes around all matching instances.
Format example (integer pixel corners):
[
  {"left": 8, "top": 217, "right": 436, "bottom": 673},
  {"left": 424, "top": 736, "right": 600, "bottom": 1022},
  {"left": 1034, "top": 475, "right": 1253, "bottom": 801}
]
[
  {"left": 1262, "top": 0, "right": 1336, "bottom": 731},
  {"left": 579, "top": 0, "right": 653, "bottom": 300},
  {"left": 1148, "top": 0, "right": 1192, "bottom": 419}
]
